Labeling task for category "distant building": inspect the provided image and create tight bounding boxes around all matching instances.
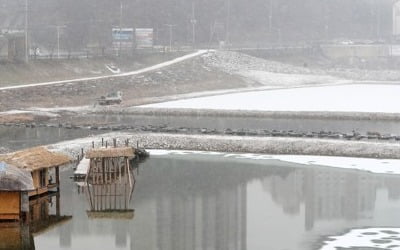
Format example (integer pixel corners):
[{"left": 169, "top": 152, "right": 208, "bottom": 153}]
[{"left": 393, "top": 1, "right": 400, "bottom": 37}]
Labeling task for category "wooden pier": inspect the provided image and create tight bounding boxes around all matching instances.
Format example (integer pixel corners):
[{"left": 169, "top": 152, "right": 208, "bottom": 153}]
[{"left": 84, "top": 146, "right": 136, "bottom": 219}]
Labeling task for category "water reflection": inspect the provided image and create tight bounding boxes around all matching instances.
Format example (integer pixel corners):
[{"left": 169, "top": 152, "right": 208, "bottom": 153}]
[
  {"left": 0, "top": 224, "right": 33, "bottom": 250},
  {"left": 0, "top": 194, "right": 71, "bottom": 250},
  {"left": 264, "top": 167, "right": 382, "bottom": 230},
  {"left": 7, "top": 155, "right": 400, "bottom": 250},
  {"left": 0, "top": 125, "right": 99, "bottom": 151},
  {"left": 85, "top": 160, "right": 136, "bottom": 219}
]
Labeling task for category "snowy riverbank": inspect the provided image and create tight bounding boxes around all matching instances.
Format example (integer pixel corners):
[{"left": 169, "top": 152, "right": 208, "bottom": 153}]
[{"left": 44, "top": 132, "right": 400, "bottom": 173}]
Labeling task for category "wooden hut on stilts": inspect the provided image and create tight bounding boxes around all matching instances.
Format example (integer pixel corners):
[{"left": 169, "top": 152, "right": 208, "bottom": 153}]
[
  {"left": 0, "top": 147, "right": 71, "bottom": 222},
  {"left": 84, "top": 147, "right": 136, "bottom": 219},
  {"left": 0, "top": 162, "right": 33, "bottom": 221}
]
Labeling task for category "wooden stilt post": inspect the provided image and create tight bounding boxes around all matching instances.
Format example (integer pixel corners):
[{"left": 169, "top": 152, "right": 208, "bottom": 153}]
[
  {"left": 56, "top": 193, "right": 60, "bottom": 216},
  {"left": 55, "top": 166, "right": 60, "bottom": 192}
]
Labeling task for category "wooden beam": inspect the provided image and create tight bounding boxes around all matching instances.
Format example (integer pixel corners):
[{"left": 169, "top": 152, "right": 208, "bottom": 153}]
[{"left": 55, "top": 166, "right": 60, "bottom": 192}]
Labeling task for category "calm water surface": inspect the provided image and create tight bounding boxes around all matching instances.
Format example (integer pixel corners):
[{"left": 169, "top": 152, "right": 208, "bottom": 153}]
[{"left": 7, "top": 153, "right": 400, "bottom": 250}]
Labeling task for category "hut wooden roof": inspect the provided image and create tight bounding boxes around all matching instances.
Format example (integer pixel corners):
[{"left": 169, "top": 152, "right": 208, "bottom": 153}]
[
  {"left": 0, "top": 147, "right": 71, "bottom": 172},
  {"left": 86, "top": 147, "right": 135, "bottom": 159}
]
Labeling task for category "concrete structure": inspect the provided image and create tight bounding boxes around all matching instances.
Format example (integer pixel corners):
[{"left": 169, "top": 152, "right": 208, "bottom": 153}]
[
  {"left": 394, "top": 1, "right": 400, "bottom": 37},
  {"left": 1, "top": 31, "right": 27, "bottom": 61},
  {"left": 320, "top": 44, "right": 390, "bottom": 59}
]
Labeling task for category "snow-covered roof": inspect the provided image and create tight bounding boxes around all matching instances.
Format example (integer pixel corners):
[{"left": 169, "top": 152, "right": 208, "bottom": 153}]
[
  {"left": 0, "top": 161, "right": 34, "bottom": 191},
  {"left": 74, "top": 158, "right": 90, "bottom": 175}
]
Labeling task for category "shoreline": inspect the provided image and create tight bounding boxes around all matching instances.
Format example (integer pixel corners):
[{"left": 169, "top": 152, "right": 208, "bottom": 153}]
[
  {"left": 45, "top": 132, "right": 400, "bottom": 160},
  {"left": 93, "top": 107, "right": 400, "bottom": 121}
]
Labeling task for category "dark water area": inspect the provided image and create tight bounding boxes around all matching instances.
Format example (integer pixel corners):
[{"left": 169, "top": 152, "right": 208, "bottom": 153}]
[
  {"left": 0, "top": 126, "right": 101, "bottom": 150},
  {"left": 3, "top": 153, "right": 400, "bottom": 250},
  {"left": 70, "top": 114, "right": 400, "bottom": 134}
]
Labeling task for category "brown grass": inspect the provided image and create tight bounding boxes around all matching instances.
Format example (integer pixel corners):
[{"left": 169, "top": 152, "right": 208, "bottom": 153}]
[
  {"left": 85, "top": 147, "right": 135, "bottom": 159},
  {"left": 0, "top": 147, "right": 71, "bottom": 171},
  {"left": 0, "top": 114, "right": 35, "bottom": 123}
]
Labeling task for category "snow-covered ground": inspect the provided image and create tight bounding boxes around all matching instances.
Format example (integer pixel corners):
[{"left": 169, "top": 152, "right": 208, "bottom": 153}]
[
  {"left": 203, "top": 50, "right": 323, "bottom": 75},
  {"left": 142, "top": 84, "right": 400, "bottom": 113},
  {"left": 202, "top": 50, "right": 349, "bottom": 88},
  {"left": 0, "top": 109, "right": 60, "bottom": 118},
  {"left": 0, "top": 50, "right": 208, "bottom": 91},
  {"left": 240, "top": 70, "right": 344, "bottom": 87}
]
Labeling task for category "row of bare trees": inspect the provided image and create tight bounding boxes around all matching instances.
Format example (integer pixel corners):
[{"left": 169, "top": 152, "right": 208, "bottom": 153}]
[{"left": 0, "top": 0, "right": 395, "bottom": 53}]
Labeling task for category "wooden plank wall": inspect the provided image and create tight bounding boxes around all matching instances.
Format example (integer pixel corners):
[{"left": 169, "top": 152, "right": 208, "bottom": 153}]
[{"left": 0, "top": 191, "right": 20, "bottom": 220}]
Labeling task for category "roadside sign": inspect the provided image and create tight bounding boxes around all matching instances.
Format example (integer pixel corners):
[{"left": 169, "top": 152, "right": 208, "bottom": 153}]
[
  {"left": 135, "top": 28, "right": 153, "bottom": 48},
  {"left": 112, "top": 28, "right": 134, "bottom": 49}
]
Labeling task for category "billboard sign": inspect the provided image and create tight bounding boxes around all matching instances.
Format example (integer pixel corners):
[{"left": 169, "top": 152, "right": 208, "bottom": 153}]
[
  {"left": 135, "top": 28, "right": 153, "bottom": 48},
  {"left": 112, "top": 28, "right": 134, "bottom": 48}
]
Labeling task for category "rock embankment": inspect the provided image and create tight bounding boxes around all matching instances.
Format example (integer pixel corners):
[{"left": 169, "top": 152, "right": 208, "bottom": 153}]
[
  {"left": 4, "top": 121, "right": 399, "bottom": 143},
  {"left": 47, "top": 132, "right": 400, "bottom": 160}
]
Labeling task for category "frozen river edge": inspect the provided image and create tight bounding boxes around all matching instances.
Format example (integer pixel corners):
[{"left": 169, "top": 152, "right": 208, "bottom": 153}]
[{"left": 47, "top": 132, "right": 400, "bottom": 160}]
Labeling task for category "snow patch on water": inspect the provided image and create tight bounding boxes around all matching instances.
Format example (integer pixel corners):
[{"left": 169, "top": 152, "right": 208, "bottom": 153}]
[
  {"left": 148, "top": 150, "right": 400, "bottom": 175},
  {"left": 320, "top": 228, "right": 400, "bottom": 250},
  {"left": 142, "top": 84, "right": 400, "bottom": 113}
]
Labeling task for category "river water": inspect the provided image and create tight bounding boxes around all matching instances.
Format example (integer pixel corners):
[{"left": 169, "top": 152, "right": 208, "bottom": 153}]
[
  {"left": 2, "top": 114, "right": 400, "bottom": 152},
  {"left": 2, "top": 153, "right": 397, "bottom": 250},
  {"left": 65, "top": 113, "right": 400, "bottom": 134},
  {"left": 2, "top": 127, "right": 400, "bottom": 249}
]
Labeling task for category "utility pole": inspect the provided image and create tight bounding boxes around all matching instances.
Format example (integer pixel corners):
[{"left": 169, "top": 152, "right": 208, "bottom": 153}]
[
  {"left": 269, "top": 0, "right": 273, "bottom": 34},
  {"left": 225, "top": 0, "right": 231, "bottom": 44},
  {"left": 25, "top": 0, "right": 28, "bottom": 62},
  {"left": 55, "top": 25, "right": 66, "bottom": 59},
  {"left": 190, "top": 1, "right": 197, "bottom": 48},
  {"left": 119, "top": 1, "right": 123, "bottom": 56},
  {"left": 164, "top": 24, "right": 176, "bottom": 51},
  {"left": 376, "top": 0, "right": 381, "bottom": 39}
]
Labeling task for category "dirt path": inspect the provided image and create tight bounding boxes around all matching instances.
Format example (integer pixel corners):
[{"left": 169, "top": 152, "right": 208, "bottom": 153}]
[{"left": 0, "top": 50, "right": 254, "bottom": 112}]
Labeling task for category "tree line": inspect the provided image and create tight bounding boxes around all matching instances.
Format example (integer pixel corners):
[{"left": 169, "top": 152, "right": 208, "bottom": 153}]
[{"left": 0, "top": 0, "right": 395, "bottom": 52}]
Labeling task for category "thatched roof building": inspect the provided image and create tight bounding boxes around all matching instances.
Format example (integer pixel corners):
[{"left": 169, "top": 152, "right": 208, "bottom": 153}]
[
  {"left": 85, "top": 147, "right": 135, "bottom": 159},
  {"left": 0, "top": 147, "right": 71, "bottom": 171},
  {"left": 0, "top": 162, "right": 34, "bottom": 191}
]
